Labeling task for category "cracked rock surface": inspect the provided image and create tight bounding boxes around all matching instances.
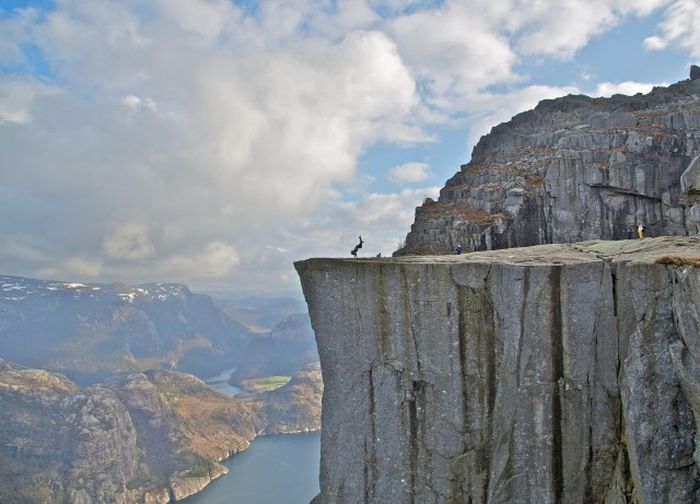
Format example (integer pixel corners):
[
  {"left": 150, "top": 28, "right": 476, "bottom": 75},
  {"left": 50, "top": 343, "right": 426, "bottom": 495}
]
[
  {"left": 296, "top": 236, "right": 700, "bottom": 503},
  {"left": 397, "top": 80, "right": 700, "bottom": 256}
]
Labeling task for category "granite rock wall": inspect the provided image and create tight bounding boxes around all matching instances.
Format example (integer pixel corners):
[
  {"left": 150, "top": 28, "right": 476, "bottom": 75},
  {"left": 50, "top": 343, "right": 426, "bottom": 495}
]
[
  {"left": 398, "top": 80, "right": 700, "bottom": 256},
  {"left": 297, "top": 236, "right": 700, "bottom": 503}
]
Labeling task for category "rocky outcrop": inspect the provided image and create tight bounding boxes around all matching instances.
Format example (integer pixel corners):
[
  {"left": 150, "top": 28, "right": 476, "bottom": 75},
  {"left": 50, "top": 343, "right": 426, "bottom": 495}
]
[
  {"left": 691, "top": 65, "right": 700, "bottom": 81},
  {"left": 297, "top": 236, "right": 700, "bottom": 503},
  {"left": 0, "top": 366, "right": 259, "bottom": 503},
  {"left": 397, "top": 77, "right": 700, "bottom": 256}
]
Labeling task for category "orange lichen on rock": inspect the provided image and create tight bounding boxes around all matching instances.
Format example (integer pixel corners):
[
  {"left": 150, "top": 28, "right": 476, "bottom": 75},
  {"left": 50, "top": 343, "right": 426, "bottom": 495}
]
[{"left": 655, "top": 256, "right": 700, "bottom": 267}]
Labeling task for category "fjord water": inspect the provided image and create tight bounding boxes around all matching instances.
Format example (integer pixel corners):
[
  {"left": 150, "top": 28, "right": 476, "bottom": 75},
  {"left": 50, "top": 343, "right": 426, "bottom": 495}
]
[
  {"left": 204, "top": 367, "right": 243, "bottom": 397},
  {"left": 181, "top": 431, "right": 321, "bottom": 504}
]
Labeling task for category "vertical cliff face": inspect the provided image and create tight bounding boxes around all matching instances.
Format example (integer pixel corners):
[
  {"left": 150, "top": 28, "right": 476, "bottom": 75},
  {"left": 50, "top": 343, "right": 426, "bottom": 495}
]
[
  {"left": 297, "top": 236, "right": 700, "bottom": 503},
  {"left": 397, "top": 78, "right": 700, "bottom": 256}
]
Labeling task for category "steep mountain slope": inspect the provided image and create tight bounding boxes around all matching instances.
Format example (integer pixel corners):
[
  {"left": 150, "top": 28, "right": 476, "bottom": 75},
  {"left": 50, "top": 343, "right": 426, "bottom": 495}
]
[
  {"left": 0, "top": 276, "right": 252, "bottom": 382},
  {"left": 231, "top": 313, "right": 319, "bottom": 387},
  {"left": 397, "top": 74, "right": 700, "bottom": 255},
  {"left": 256, "top": 362, "right": 323, "bottom": 434},
  {"left": 0, "top": 360, "right": 321, "bottom": 503}
]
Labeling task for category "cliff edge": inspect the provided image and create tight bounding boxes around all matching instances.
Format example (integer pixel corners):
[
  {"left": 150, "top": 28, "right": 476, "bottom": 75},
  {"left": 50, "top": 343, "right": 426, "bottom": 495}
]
[{"left": 297, "top": 236, "right": 700, "bottom": 503}]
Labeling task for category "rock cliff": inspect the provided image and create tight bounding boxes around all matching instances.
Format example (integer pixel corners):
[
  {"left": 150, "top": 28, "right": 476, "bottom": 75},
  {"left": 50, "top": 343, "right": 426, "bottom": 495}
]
[
  {"left": 397, "top": 77, "right": 700, "bottom": 255},
  {"left": 297, "top": 236, "right": 700, "bottom": 503},
  {"left": 0, "top": 362, "right": 321, "bottom": 503}
]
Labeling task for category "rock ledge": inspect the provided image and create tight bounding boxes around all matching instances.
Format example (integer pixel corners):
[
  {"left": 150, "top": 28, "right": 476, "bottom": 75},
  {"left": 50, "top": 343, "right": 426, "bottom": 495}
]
[{"left": 297, "top": 236, "right": 700, "bottom": 503}]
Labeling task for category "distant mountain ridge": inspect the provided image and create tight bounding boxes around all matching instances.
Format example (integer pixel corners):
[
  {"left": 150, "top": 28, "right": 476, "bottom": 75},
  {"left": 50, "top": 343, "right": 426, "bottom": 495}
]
[
  {"left": 0, "top": 275, "right": 252, "bottom": 383},
  {"left": 231, "top": 313, "right": 319, "bottom": 388},
  {"left": 212, "top": 295, "right": 307, "bottom": 332}
]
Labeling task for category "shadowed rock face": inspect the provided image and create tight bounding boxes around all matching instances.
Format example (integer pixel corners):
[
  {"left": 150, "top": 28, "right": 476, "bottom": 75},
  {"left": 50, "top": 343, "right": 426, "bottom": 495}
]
[
  {"left": 297, "top": 236, "right": 700, "bottom": 504},
  {"left": 397, "top": 80, "right": 700, "bottom": 256}
]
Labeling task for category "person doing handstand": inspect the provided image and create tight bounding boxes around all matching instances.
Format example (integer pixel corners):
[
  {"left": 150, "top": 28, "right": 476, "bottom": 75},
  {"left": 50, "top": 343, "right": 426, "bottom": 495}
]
[{"left": 351, "top": 236, "right": 364, "bottom": 257}]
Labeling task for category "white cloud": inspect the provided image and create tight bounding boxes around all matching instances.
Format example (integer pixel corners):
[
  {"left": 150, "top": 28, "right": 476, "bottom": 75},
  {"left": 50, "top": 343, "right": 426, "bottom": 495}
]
[
  {"left": 389, "top": 162, "right": 432, "bottom": 184},
  {"left": 593, "top": 81, "right": 662, "bottom": 97},
  {"left": 643, "top": 35, "right": 669, "bottom": 50},
  {"left": 512, "top": 0, "right": 670, "bottom": 59},
  {"left": 644, "top": 0, "right": 700, "bottom": 58},
  {"left": 155, "top": 0, "right": 240, "bottom": 40},
  {"left": 162, "top": 241, "right": 241, "bottom": 279},
  {"left": 387, "top": 2, "right": 518, "bottom": 109},
  {"left": 0, "top": 79, "right": 57, "bottom": 124},
  {"left": 123, "top": 94, "right": 156, "bottom": 111}
]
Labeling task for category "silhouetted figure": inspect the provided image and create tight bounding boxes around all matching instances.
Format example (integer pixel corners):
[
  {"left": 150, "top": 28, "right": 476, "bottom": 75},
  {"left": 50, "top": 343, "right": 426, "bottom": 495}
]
[
  {"left": 376, "top": 253, "right": 381, "bottom": 258},
  {"left": 455, "top": 244, "right": 463, "bottom": 255},
  {"left": 627, "top": 226, "right": 635, "bottom": 240},
  {"left": 351, "top": 236, "right": 364, "bottom": 257}
]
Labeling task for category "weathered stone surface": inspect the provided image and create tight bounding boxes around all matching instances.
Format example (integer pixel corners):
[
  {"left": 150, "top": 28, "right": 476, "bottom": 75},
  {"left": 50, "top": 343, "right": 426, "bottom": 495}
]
[
  {"left": 397, "top": 80, "right": 700, "bottom": 256},
  {"left": 297, "top": 236, "right": 700, "bottom": 503},
  {"left": 691, "top": 65, "right": 700, "bottom": 81}
]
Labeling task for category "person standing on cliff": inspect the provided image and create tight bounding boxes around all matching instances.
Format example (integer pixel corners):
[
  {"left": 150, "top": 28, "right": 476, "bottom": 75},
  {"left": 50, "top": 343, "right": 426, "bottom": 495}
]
[
  {"left": 351, "top": 236, "right": 364, "bottom": 257},
  {"left": 637, "top": 224, "right": 645, "bottom": 239},
  {"left": 455, "top": 244, "right": 463, "bottom": 255}
]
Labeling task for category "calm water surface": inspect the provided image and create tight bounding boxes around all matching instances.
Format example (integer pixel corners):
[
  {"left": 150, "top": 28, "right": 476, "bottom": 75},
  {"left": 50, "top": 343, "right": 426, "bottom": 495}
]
[
  {"left": 204, "top": 367, "right": 243, "bottom": 397},
  {"left": 181, "top": 432, "right": 321, "bottom": 504}
]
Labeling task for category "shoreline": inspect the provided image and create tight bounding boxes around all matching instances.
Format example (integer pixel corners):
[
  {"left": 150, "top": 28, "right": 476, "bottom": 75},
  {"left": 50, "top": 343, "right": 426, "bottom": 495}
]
[{"left": 176, "top": 430, "right": 321, "bottom": 503}]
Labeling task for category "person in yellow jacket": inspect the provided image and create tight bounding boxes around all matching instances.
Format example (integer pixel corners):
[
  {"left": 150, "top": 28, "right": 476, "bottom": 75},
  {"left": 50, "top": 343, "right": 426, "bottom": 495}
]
[{"left": 637, "top": 224, "right": 644, "bottom": 239}]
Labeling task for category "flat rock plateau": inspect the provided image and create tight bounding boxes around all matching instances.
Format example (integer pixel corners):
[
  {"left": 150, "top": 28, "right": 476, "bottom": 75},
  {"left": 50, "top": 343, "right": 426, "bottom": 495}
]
[{"left": 297, "top": 236, "right": 700, "bottom": 503}]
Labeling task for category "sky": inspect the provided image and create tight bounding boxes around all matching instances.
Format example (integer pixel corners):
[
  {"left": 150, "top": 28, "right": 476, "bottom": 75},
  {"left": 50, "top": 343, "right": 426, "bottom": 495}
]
[{"left": 0, "top": 0, "right": 698, "bottom": 296}]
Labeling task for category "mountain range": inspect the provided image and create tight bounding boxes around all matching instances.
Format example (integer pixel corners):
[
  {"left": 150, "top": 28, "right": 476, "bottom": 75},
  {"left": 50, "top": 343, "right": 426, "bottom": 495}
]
[{"left": 0, "top": 275, "right": 252, "bottom": 383}]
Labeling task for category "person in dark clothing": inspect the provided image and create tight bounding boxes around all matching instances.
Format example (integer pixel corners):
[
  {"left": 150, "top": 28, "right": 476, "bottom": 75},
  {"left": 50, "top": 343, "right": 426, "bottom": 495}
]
[
  {"left": 351, "top": 236, "right": 364, "bottom": 257},
  {"left": 455, "top": 244, "right": 462, "bottom": 255}
]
